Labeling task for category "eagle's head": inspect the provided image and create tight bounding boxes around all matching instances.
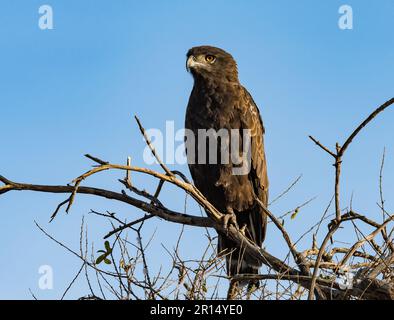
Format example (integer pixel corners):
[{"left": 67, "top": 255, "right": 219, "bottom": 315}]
[{"left": 186, "top": 46, "right": 238, "bottom": 83}]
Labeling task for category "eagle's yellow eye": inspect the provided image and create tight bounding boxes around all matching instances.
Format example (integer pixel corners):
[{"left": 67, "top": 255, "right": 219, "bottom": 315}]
[{"left": 205, "top": 55, "right": 216, "bottom": 63}]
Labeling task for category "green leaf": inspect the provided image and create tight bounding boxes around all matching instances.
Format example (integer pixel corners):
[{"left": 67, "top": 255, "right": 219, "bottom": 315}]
[
  {"left": 96, "top": 254, "right": 106, "bottom": 265},
  {"left": 104, "top": 258, "right": 112, "bottom": 265},
  {"left": 291, "top": 208, "right": 300, "bottom": 220},
  {"left": 104, "top": 241, "right": 111, "bottom": 252},
  {"left": 97, "top": 250, "right": 106, "bottom": 254}
]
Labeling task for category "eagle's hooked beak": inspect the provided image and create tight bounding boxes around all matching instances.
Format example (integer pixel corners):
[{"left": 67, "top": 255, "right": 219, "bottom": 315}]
[{"left": 186, "top": 55, "right": 197, "bottom": 72}]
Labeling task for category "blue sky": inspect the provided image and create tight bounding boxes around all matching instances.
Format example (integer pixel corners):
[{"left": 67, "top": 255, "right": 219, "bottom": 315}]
[{"left": 0, "top": 0, "right": 393, "bottom": 299}]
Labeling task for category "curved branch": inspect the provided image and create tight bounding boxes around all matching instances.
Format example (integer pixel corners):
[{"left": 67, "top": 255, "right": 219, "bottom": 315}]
[
  {"left": 0, "top": 177, "right": 213, "bottom": 228},
  {"left": 339, "top": 97, "right": 394, "bottom": 157},
  {"left": 255, "top": 198, "right": 310, "bottom": 275},
  {"left": 0, "top": 173, "right": 311, "bottom": 292}
]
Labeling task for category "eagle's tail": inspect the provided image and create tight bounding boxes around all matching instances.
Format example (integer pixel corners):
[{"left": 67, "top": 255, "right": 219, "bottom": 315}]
[
  {"left": 218, "top": 235, "right": 261, "bottom": 286},
  {"left": 218, "top": 207, "right": 266, "bottom": 288}
]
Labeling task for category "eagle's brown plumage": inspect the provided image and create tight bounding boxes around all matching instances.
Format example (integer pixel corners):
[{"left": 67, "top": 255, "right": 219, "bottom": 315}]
[{"left": 184, "top": 46, "right": 269, "bottom": 284}]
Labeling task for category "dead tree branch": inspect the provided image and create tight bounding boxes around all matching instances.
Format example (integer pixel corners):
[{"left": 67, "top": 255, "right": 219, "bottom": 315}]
[{"left": 1, "top": 98, "right": 394, "bottom": 300}]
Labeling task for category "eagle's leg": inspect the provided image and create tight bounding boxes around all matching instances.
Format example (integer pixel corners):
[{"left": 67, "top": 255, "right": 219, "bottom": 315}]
[{"left": 221, "top": 207, "right": 239, "bottom": 234}]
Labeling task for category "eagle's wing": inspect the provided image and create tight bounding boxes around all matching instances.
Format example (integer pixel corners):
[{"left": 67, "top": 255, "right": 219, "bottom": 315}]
[
  {"left": 239, "top": 86, "right": 269, "bottom": 243},
  {"left": 239, "top": 87, "right": 268, "bottom": 203}
]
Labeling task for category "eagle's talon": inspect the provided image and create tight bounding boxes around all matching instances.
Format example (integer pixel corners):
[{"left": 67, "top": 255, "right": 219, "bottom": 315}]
[{"left": 221, "top": 209, "right": 239, "bottom": 235}]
